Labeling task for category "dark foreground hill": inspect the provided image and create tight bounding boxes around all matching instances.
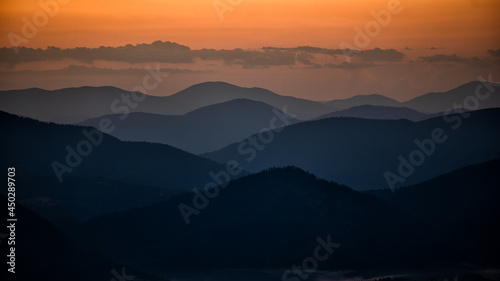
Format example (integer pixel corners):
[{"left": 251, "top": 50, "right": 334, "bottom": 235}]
[
  {"left": 73, "top": 167, "right": 434, "bottom": 270},
  {"left": 367, "top": 159, "right": 500, "bottom": 267},
  {"left": 0, "top": 193, "right": 167, "bottom": 281},
  {"left": 71, "top": 162, "right": 500, "bottom": 275}
]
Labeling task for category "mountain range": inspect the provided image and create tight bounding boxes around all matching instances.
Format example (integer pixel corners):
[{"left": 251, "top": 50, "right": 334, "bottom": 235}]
[
  {"left": 203, "top": 108, "right": 500, "bottom": 190},
  {"left": 0, "top": 111, "right": 246, "bottom": 223},
  {"left": 1, "top": 79, "right": 499, "bottom": 280},
  {"left": 1, "top": 81, "right": 498, "bottom": 125},
  {"left": 0, "top": 82, "right": 331, "bottom": 123},
  {"left": 78, "top": 99, "right": 299, "bottom": 154},
  {"left": 324, "top": 81, "right": 500, "bottom": 113}
]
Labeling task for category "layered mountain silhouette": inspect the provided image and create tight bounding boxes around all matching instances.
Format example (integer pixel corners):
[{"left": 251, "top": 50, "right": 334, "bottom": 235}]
[
  {"left": 324, "top": 81, "right": 500, "bottom": 113},
  {"left": 403, "top": 81, "right": 500, "bottom": 113},
  {"left": 203, "top": 108, "right": 500, "bottom": 190},
  {"left": 0, "top": 86, "right": 139, "bottom": 124},
  {"left": 78, "top": 99, "right": 299, "bottom": 154},
  {"left": 0, "top": 82, "right": 332, "bottom": 123},
  {"left": 2, "top": 79, "right": 499, "bottom": 279},
  {"left": 316, "top": 105, "right": 432, "bottom": 121},
  {"left": 166, "top": 82, "right": 334, "bottom": 120},
  {"left": 0, "top": 110, "right": 254, "bottom": 230},
  {"left": 2, "top": 81, "right": 497, "bottom": 126}
]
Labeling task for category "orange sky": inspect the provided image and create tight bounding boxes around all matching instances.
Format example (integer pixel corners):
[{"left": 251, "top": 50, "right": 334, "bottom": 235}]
[
  {"left": 0, "top": 0, "right": 499, "bottom": 56},
  {"left": 0, "top": 0, "right": 499, "bottom": 101}
]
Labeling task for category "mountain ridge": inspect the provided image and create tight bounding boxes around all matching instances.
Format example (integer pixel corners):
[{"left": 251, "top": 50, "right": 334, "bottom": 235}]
[
  {"left": 78, "top": 98, "right": 299, "bottom": 154},
  {"left": 203, "top": 108, "right": 500, "bottom": 190},
  {"left": 0, "top": 110, "right": 237, "bottom": 192},
  {"left": 316, "top": 104, "right": 432, "bottom": 121},
  {"left": 3, "top": 80, "right": 499, "bottom": 124}
]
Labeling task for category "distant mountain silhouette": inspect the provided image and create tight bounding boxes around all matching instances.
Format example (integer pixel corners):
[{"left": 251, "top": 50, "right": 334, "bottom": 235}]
[
  {"left": 403, "top": 81, "right": 500, "bottom": 113},
  {"left": 0, "top": 82, "right": 332, "bottom": 123},
  {"left": 325, "top": 94, "right": 401, "bottom": 109},
  {"left": 0, "top": 86, "right": 141, "bottom": 123},
  {"left": 0, "top": 111, "right": 237, "bottom": 194},
  {"left": 168, "top": 82, "right": 334, "bottom": 120},
  {"left": 203, "top": 108, "right": 500, "bottom": 190},
  {"left": 73, "top": 166, "right": 432, "bottom": 270},
  {"left": 316, "top": 105, "right": 432, "bottom": 121},
  {"left": 324, "top": 81, "right": 500, "bottom": 114},
  {"left": 1, "top": 81, "right": 498, "bottom": 124},
  {"left": 367, "top": 159, "right": 500, "bottom": 266},
  {"left": 78, "top": 99, "right": 299, "bottom": 154}
]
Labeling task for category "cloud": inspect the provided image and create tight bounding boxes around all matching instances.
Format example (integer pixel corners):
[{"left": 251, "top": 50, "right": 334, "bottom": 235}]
[
  {"left": 0, "top": 41, "right": 407, "bottom": 69},
  {"left": 299, "top": 62, "right": 379, "bottom": 70},
  {"left": 0, "top": 42, "right": 296, "bottom": 68},
  {"left": 427, "top": 46, "right": 444, "bottom": 50},
  {"left": 263, "top": 46, "right": 405, "bottom": 62},
  {"left": 192, "top": 48, "right": 296, "bottom": 67},
  {"left": 262, "top": 46, "right": 344, "bottom": 57},
  {"left": 0, "top": 41, "right": 195, "bottom": 65},
  {"left": 0, "top": 65, "right": 211, "bottom": 75},
  {"left": 356, "top": 48, "right": 405, "bottom": 62},
  {"left": 418, "top": 54, "right": 490, "bottom": 67},
  {"left": 296, "top": 53, "right": 314, "bottom": 65},
  {"left": 323, "top": 62, "right": 379, "bottom": 69},
  {"left": 487, "top": 49, "right": 500, "bottom": 57}
]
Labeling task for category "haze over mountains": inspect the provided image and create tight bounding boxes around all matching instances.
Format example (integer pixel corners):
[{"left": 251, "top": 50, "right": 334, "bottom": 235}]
[
  {"left": 79, "top": 99, "right": 299, "bottom": 154},
  {"left": 323, "top": 81, "right": 500, "bottom": 113},
  {"left": 1, "top": 81, "right": 499, "bottom": 125},
  {"left": 0, "top": 82, "right": 331, "bottom": 124}
]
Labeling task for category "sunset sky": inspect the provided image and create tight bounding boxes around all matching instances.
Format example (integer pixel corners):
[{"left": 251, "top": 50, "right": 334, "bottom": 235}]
[{"left": 0, "top": 0, "right": 499, "bottom": 100}]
